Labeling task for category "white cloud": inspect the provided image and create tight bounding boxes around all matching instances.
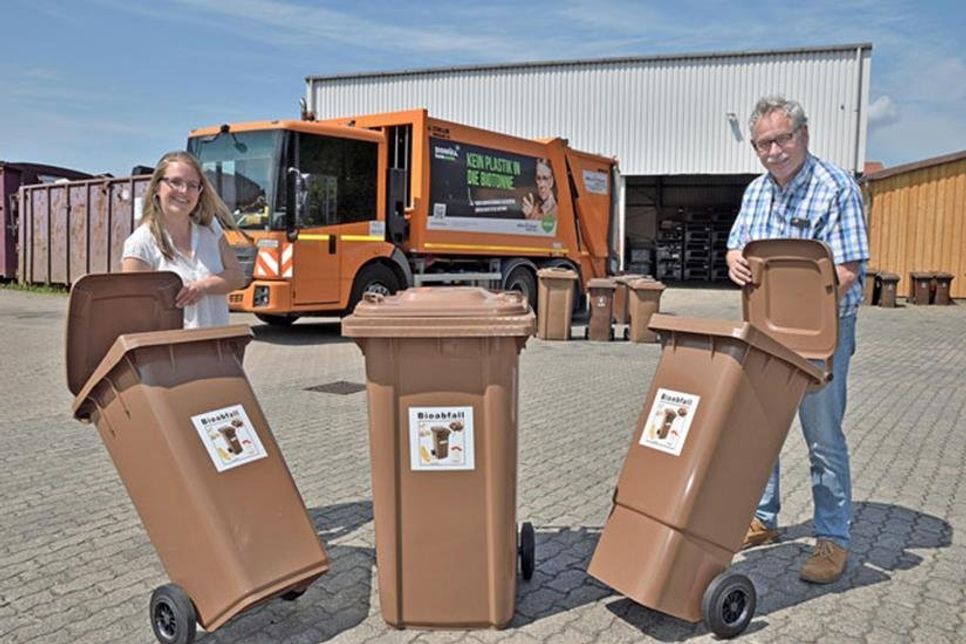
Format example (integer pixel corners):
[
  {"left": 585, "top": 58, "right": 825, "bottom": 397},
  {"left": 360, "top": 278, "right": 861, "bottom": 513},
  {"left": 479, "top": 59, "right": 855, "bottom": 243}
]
[{"left": 868, "top": 96, "right": 900, "bottom": 129}]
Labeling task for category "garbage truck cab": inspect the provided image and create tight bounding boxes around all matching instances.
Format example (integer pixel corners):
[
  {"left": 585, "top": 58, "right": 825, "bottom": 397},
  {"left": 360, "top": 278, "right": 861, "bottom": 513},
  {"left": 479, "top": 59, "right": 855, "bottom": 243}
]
[{"left": 188, "top": 109, "right": 619, "bottom": 323}]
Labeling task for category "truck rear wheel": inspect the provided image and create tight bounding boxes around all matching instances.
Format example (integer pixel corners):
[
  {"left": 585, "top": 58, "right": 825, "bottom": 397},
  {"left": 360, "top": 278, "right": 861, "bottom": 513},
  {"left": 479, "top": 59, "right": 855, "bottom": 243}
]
[
  {"left": 504, "top": 266, "right": 537, "bottom": 312},
  {"left": 255, "top": 313, "right": 299, "bottom": 326},
  {"left": 348, "top": 264, "right": 401, "bottom": 314}
]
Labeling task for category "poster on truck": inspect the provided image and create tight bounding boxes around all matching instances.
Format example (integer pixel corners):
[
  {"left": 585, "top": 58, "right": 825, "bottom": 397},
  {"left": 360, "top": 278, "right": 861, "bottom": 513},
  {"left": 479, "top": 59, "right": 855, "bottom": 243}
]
[{"left": 428, "top": 138, "right": 559, "bottom": 237}]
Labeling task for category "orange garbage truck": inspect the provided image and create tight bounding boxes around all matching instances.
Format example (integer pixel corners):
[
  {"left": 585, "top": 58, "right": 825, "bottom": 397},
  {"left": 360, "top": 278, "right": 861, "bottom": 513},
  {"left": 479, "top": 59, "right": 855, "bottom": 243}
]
[{"left": 187, "top": 109, "right": 619, "bottom": 323}]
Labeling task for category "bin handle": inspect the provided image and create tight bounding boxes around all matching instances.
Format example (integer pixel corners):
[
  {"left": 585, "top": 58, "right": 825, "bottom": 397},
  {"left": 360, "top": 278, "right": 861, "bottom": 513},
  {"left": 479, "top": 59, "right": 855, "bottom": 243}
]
[{"left": 747, "top": 257, "right": 764, "bottom": 286}]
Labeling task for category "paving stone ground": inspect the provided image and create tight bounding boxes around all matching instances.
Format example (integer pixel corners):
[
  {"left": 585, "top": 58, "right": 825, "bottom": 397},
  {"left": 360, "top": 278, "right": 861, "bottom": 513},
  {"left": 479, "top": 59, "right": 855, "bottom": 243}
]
[{"left": 1, "top": 285, "right": 964, "bottom": 643}]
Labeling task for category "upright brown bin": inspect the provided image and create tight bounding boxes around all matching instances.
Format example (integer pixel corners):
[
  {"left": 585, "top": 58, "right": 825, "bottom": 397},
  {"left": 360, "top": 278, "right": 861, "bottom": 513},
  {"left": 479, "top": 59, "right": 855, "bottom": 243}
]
[
  {"left": 932, "top": 272, "right": 955, "bottom": 305},
  {"left": 342, "top": 287, "right": 536, "bottom": 629},
  {"left": 585, "top": 277, "right": 617, "bottom": 341},
  {"left": 625, "top": 278, "right": 665, "bottom": 343},
  {"left": 878, "top": 272, "right": 899, "bottom": 307},
  {"left": 863, "top": 268, "right": 880, "bottom": 305},
  {"left": 909, "top": 271, "right": 933, "bottom": 304},
  {"left": 67, "top": 273, "right": 328, "bottom": 644},
  {"left": 613, "top": 274, "right": 644, "bottom": 326},
  {"left": 588, "top": 239, "right": 837, "bottom": 638},
  {"left": 536, "top": 266, "right": 578, "bottom": 340}
]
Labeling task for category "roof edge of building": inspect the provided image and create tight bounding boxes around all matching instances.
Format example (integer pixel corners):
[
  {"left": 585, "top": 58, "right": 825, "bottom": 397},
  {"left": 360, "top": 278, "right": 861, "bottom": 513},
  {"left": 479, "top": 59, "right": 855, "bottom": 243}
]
[
  {"left": 863, "top": 149, "right": 966, "bottom": 183},
  {"left": 306, "top": 43, "right": 873, "bottom": 83}
]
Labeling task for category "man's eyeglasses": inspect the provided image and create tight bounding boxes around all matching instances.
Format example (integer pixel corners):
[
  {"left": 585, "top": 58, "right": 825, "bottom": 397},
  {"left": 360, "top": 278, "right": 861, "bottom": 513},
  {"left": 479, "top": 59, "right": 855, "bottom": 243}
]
[
  {"left": 752, "top": 129, "right": 799, "bottom": 154},
  {"left": 161, "top": 177, "right": 203, "bottom": 193}
]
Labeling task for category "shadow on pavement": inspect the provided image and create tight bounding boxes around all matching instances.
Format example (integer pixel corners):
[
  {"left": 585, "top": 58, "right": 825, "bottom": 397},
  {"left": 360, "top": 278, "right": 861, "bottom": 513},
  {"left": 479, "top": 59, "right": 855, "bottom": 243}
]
[
  {"left": 604, "top": 501, "right": 952, "bottom": 640},
  {"left": 198, "top": 500, "right": 375, "bottom": 643},
  {"left": 249, "top": 317, "right": 352, "bottom": 346}
]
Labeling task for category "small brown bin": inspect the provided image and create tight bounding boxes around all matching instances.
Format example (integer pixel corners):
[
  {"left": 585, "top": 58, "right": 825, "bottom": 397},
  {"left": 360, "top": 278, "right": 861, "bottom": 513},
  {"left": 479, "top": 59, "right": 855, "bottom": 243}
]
[
  {"left": 67, "top": 272, "right": 328, "bottom": 644},
  {"left": 585, "top": 277, "right": 617, "bottom": 341},
  {"left": 536, "top": 266, "right": 578, "bottom": 340},
  {"left": 932, "top": 272, "right": 955, "bottom": 305},
  {"left": 342, "top": 287, "right": 536, "bottom": 629},
  {"left": 863, "top": 268, "right": 880, "bottom": 305},
  {"left": 878, "top": 272, "right": 900, "bottom": 307},
  {"left": 588, "top": 239, "right": 837, "bottom": 638},
  {"left": 613, "top": 274, "right": 645, "bottom": 326},
  {"left": 625, "top": 278, "right": 665, "bottom": 343},
  {"left": 909, "top": 271, "right": 934, "bottom": 304}
]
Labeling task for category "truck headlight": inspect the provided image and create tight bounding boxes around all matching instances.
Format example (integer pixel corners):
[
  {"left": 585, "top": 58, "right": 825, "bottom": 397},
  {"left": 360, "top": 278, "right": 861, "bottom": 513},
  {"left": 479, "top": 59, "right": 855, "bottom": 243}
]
[{"left": 253, "top": 285, "right": 270, "bottom": 307}]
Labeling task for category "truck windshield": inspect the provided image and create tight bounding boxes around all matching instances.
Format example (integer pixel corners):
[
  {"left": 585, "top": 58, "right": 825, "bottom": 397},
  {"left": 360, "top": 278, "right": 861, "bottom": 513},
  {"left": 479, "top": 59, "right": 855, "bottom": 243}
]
[{"left": 187, "top": 130, "right": 282, "bottom": 230}]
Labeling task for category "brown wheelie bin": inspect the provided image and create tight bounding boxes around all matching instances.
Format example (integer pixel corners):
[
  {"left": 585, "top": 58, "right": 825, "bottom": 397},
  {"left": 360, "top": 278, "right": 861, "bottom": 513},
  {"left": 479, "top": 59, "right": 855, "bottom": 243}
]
[
  {"left": 342, "top": 287, "right": 536, "bottom": 629},
  {"left": 863, "top": 268, "right": 880, "bottom": 305},
  {"left": 585, "top": 277, "right": 617, "bottom": 341},
  {"left": 932, "top": 272, "right": 955, "bottom": 305},
  {"left": 588, "top": 239, "right": 837, "bottom": 638},
  {"left": 613, "top": 274, "right": 645, "bottom": 326},
  {"left": 67, "top": 272, "right": 329, "bottom": 644},
  {"left": 536, "top": 266, "right": 578, "bottom": 340},
  {"left": 909, "top": 271, "right": 933, "bottom": 304},
  {"left": 624, "top": 278, "right": 665, "bottom": 343},
  {"left": 878, "top": 272, "right": 900, "bottom": 307}
]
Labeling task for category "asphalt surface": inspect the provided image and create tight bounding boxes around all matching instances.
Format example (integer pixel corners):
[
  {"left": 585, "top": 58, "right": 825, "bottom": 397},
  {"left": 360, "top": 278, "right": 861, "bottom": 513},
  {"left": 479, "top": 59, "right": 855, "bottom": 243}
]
[{"left": 1, "top": 285, "right": 963, "bottom": 643}]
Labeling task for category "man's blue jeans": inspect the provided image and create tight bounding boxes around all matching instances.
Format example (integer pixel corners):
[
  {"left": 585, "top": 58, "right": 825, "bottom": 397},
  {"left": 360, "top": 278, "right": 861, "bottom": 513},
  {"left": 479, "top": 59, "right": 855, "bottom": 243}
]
[{"left": 755, "top": 314, "right": 856, "bottom": 550}]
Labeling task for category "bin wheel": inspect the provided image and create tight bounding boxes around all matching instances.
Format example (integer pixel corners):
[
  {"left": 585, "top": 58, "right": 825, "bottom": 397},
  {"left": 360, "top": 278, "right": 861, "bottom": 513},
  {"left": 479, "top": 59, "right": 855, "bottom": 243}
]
[
  {"left": 280, "top": 587, "right": 306, "bottom": 601},
  {"left": 519, "top": 521, "right": 536, "bottom": 581},
  {"left": 150, "top": 584, "right": 197, "bottom": 644},
  {"left": 583, "top": 327, "right": 589, "bottom": 340},
  {"left": 623, "top": 327, "right": 629, "bottom": 341},
  {"left": 701, "top": 572, "right": 756, "bottom": 639},
  {"left": 609, "top": 327, "right": 615, "bottom": 341}
]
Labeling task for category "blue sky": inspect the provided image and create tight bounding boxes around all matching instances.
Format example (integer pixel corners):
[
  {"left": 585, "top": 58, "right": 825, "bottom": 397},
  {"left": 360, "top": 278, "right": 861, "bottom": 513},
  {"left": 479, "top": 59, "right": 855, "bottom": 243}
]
[{"left": 1, "top": 0, "right": 963, "bottom": 177}]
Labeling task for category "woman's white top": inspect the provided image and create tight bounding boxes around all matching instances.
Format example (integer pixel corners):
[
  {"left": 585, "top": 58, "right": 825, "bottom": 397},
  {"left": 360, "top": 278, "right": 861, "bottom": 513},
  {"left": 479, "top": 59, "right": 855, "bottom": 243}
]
[{"left": 122, "top": 219, "right": 229, "bottom": 328}]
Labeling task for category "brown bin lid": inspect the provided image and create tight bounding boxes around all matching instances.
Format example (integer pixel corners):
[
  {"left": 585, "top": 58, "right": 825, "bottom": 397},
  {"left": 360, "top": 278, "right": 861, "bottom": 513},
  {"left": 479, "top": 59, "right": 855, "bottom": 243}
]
[
  {"left": 71, "top": 325, "right": 254, "bottom": 420},
  {"left": 627, "top": 278, "right": 665, "bottom": 291},
  {"left": 613, "top": 273, "right": 645, "bottom": 285},
  {"left": 587, "top": 277, "right": 617, "bottom": 290},
  {"left": 536, "top": 267, "right": 578, "bottom": 280},
  {"left": 341, "top": 287, "right": 535, "bottom": 338},
  {"left": 910, "top": 271, "right": 934, "bottom": 278},
  {"left": 66, "top": 272, "right": 185, "bottom": 396},
  {"left": 741, "top": 239, "right": 838, "bottom": 363},
  {"left": 648, "top": 313, "right": 824, "bottom": 383}
]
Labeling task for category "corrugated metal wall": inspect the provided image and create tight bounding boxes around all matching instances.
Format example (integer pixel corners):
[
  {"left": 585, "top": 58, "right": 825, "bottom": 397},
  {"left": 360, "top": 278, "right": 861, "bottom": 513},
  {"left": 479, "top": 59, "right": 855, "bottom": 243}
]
[
  {"left": 308, "top": 45, "right": 871, "bottom": 176},
  {"left": 865, "top": 155, "right": 966, "bottom": 299}
]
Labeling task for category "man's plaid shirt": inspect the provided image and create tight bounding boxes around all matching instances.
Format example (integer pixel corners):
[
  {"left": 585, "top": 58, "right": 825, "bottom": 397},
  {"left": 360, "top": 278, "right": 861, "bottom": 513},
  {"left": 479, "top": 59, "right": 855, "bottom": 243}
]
[{"left": 727, "top": 153, "right": 870, "bottom": 316}]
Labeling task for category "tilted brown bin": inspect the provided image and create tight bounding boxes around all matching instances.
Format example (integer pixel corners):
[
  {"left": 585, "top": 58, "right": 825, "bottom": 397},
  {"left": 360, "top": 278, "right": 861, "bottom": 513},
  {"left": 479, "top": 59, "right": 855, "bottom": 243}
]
[
  {"left": 586, "top": 277, "right": 617, "bottom": 341},
  {"left": 342, "top": 287, "right": 536, "bottom": 629},
  {"left": 625, "top": 278, "right": 665, "bottom": 343},
  {"left": 588, "top": 239, "right": 837, "bottom": 638},
  {"left": 67, "top": 272, "right": 328, "bottom": 644},
  {"left": 536, "top": 266, "right": 578, "bottom": 340}
]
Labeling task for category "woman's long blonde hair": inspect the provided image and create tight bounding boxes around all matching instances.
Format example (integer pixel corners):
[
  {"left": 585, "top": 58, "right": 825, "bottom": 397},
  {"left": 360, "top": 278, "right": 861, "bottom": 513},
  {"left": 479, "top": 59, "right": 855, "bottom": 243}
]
[{"left": 141, "top": 151, "right": 235, "bottom": 259}]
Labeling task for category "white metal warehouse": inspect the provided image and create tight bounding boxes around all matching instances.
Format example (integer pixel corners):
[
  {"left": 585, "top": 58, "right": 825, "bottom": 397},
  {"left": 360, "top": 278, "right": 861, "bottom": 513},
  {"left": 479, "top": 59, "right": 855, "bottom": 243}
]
[{"left": 306, "top": 43, "right": 872, "bottom": 281}]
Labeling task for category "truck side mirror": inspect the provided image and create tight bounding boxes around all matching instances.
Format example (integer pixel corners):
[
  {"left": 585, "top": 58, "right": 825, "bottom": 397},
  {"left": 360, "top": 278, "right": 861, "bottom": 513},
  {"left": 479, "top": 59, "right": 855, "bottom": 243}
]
[{"left": 285, "top": 167, "right": 304, "bottom": 242}]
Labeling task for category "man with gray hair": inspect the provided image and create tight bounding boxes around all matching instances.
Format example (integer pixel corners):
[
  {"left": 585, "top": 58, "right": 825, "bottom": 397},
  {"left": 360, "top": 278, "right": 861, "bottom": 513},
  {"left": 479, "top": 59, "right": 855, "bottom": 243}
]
[{"left": 726, "top": 96, "right": 869, "bottom": 584}]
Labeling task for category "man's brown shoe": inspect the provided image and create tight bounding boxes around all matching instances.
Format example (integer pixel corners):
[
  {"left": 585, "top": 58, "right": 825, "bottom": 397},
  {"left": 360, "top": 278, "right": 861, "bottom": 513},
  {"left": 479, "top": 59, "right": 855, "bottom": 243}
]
[
  {"left": 799, "top": 539, "right": 848, "bottom": 584},
  {"left": 741, "top": 518, "right": 779, "bottom": 550}
]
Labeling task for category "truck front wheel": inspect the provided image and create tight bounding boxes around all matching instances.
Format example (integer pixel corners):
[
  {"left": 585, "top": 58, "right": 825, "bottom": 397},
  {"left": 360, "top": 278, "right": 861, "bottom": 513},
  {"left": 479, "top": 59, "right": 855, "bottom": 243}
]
[
  {"left": 504, "top": 266, "right": 537, "bottom": 312},
  {"left": 348, "top": 264, "right": 401, "bottom": 314}
]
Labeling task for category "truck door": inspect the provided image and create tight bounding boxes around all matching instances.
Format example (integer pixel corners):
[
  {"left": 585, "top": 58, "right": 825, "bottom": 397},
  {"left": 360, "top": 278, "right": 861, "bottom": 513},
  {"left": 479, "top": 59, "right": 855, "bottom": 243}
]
[
  {"left": 292, "top": 228, "right": 340, "bottom": 305},
  {"left": 291, "top": 132, "right": 380, "bottom": 306}
]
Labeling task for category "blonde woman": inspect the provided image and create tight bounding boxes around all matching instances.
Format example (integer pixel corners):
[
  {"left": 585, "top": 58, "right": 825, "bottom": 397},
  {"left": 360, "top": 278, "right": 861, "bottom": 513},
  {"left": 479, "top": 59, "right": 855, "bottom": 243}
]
[{"left": 122, "top": 151, "right": 245, "bottom": 328}]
